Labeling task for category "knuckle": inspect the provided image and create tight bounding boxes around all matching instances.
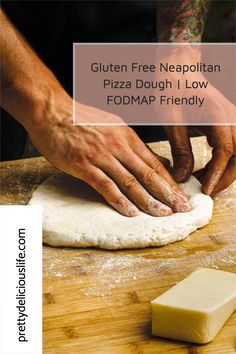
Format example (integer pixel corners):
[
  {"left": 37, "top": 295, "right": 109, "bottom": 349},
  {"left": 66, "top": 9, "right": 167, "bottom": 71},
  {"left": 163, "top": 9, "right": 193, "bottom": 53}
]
[
  {"left": 123, "top": 175, "right": 138, "bottom": 191},
  {"left": 112, "top": 139, "right": 129, "bottom": 154},
  {"left": 74, "top": 154, "right": 90, "bottom": 166},
  {"left": 126, "top": 126, "right": 135, "bottom": 135},
  {"left": 143, "top": 168, "right": 157, "bottom": 185},
  {"left": 92, "top": 141, "right": 105, "bottom": 154},
  {"left": 172, "top": 148, "right": 192, "bottom": 159},
  {"left": 84, "top": 171, "right": 96, "bottom": 184},
  {"left": 96, "top": 155, "right": 112, "bottom": 168},
  {"left": 99, "top": 179, "right": 114, "bottom": 193},
  {"left": 221, "top": 143, "right": 234, "bottom": 157},
  {"left": 126, "top": 127, "right": 138, "bottom": 140},
  {"left": 113, "top": 196, "right": 127, "bottom": 207},
  {"left": 150, "top": 158, "right": 164, "bottom": 173}
]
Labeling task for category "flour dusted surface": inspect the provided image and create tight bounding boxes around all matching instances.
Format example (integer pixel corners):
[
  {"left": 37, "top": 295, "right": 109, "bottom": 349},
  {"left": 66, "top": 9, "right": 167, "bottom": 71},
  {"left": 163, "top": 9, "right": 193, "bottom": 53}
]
[{"left": 29, "top": 173, "right": 213, "bottom": 249}]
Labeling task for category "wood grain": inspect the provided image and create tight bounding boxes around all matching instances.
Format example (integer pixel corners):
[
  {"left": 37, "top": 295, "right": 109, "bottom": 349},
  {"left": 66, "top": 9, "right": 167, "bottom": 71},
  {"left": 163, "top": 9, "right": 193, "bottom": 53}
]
[{"left": 1, "top": 137, "right": 236, "bottom": 354}]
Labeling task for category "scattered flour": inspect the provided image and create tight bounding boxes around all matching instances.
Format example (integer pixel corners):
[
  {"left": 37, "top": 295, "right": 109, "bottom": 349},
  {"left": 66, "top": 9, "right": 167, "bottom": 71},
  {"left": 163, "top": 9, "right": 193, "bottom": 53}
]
[{"left": 43, "top": 243, "right": 236, "bottom": 297}]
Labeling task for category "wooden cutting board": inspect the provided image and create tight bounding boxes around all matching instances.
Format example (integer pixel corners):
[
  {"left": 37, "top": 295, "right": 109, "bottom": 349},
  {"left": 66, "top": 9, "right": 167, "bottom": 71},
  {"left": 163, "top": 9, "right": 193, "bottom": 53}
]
[{"left": 1, "top": 137, "right": 236, "bottom": 354}]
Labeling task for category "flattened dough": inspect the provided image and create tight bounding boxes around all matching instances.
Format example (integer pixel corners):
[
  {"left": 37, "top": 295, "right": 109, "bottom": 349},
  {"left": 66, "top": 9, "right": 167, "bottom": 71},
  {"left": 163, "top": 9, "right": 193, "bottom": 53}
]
[{"left": 29, "top": 173, "right": 213, "bottom": 249}]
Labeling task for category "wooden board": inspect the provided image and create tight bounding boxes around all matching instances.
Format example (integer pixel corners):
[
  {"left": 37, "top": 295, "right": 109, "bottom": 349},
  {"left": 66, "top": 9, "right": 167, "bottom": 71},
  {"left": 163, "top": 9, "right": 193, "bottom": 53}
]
[{"left": 1, "top": 137, "right": 236, "bottom": 354}]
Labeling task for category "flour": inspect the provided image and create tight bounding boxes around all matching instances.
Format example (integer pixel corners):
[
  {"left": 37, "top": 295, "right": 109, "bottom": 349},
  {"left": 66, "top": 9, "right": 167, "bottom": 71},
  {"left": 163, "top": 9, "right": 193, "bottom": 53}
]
[
  {"left": 43, "top": 244, "right": 236, "bottom": 297},
  {"left": 29, "top": 173, "right": 213, "bottom": 250}
]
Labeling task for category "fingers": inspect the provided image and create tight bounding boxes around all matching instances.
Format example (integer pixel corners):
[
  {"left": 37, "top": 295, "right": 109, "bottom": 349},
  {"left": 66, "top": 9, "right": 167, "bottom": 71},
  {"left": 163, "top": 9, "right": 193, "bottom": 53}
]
[
  {"left": 211, "top": 126, "right": 236, "bottom": 196},
  {"left": 194, "top": 126, "right": 234, "bottom": 195},
  {"left": 201, "top": 143, "right": 234, "bottom": 195},
  {"left": 117, "top": 146, "right": 191, "bottom": 213},
  {"left": 211, "top": 156, "right": 236, "bottom": 196},
  {"left": 98, "top": 157, "right": 172, "bottom": 216},
  {"left": 146, "top": 145, "right": 170, "bottom": 169},
  {"left": 194, "top": 126, "right": 236, "bottom": 196},
  {"left": 70, "top": 125, "right": 193, "bottom": 216},
  {"left": 195, "top": 155, "right": 236, "bottom": 196},
  {"left": 164, "top": 126, "right": 194, "bottom": 182},
  {"left": 82, "top": 166, "right": 139, "bottom": 217}
]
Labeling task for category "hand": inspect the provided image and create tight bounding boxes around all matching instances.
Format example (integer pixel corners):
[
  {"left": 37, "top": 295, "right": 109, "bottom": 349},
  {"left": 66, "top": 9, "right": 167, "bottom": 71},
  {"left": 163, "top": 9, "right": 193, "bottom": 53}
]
[
  {"left": 0, "top": 10, "right": 190, "bottom": 216},
  {"left": 159, "top": 47, "right": 236, "bottom": 196},
  {"left": 27, "top": 93, "right": 191, "bottom": 217},
  {"left": 194, "top": 126, "right": 236, "bottom": 196},
  {"left": 165, "top": 125, "right": 236, "bottom": 196}
]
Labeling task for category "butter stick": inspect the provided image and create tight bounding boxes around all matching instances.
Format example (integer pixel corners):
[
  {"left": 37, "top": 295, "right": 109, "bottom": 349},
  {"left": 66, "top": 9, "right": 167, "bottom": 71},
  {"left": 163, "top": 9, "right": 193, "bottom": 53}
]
[{"left": 151, "top": 268, "right": 236, "bottom": 344}]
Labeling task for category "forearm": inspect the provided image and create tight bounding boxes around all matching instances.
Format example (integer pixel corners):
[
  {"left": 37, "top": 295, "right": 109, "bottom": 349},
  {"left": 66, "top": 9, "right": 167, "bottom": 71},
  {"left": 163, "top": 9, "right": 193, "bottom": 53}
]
[
  {"left": 0, "top": 10, "right": 68, "bottom": 131},
  {"left": 157, "top": 0, "right": 211, "bottom": 42}
]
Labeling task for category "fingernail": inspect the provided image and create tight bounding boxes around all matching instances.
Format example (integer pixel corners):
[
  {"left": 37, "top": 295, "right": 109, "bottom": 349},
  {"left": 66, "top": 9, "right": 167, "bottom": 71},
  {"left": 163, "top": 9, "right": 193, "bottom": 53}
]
[
  {"left": 127, "top": 205, "right": 140, "bottom": 216},
  {"left": 175, "top": 202, "right": 192, "bottom": 213},
  {"left": 110, "top": 201, "right": 139, "bottom": 217},
  {"left": 167, "top": 194, "right": 191, "bottom": 212},
  {"left": 173, "top": 202, "right": 192, "bottom": 213},
  {"left": 147, "top": 197, "right": 172, "bottom": 217}
]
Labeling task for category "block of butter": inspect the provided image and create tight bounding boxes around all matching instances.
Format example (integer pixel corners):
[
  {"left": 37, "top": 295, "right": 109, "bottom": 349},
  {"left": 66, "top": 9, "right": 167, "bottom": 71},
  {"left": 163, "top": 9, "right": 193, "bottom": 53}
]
[{"left": 151, "top": 268, "right": 236, "bottom": 344}]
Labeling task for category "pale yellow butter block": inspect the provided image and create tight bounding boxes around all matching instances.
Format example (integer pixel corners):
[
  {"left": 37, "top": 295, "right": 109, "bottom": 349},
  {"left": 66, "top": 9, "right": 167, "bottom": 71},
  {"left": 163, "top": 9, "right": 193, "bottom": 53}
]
[{"left": 151, "top": 268, "right": 236, "bottom": 344}]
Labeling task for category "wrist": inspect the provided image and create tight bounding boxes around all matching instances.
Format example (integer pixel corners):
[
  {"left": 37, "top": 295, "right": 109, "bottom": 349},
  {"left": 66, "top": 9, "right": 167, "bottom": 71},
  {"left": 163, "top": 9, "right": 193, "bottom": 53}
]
[
  {"left": 156, "top": 44, "right": 202, "bottom": 68},
  {"left": 2, "top": 75, "right": 72, "bottom": 132}
]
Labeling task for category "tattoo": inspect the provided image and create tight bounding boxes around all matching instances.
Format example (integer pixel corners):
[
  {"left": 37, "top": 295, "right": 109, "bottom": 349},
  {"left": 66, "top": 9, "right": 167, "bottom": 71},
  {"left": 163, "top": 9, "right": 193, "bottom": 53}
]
[{"left": 157, "top": 0, "right": 211, "bottom": 42}]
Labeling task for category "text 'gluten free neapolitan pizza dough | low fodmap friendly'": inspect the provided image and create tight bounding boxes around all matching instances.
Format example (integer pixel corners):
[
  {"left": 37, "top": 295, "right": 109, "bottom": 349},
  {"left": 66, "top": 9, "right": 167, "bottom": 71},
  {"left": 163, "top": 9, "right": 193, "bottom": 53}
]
[{"left": 29, "top": 173, "right": 213, "bottom": 249}]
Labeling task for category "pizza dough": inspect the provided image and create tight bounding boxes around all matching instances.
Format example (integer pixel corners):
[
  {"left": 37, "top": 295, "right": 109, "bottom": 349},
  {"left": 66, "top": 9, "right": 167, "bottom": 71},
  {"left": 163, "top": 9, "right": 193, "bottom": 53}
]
[{"left": 29, "top": 173, "right": 213, "bottom": 249}]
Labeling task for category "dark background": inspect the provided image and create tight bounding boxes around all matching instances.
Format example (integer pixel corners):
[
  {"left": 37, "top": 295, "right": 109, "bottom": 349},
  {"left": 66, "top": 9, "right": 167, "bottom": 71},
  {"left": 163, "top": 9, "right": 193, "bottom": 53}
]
[{"left": 1, "top": 0, "right": 235, "bottom": 161}]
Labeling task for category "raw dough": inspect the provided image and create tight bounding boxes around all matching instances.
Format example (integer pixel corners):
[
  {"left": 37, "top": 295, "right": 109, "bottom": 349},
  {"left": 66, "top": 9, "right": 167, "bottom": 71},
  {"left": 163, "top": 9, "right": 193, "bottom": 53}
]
[{"left": 29, "top": 173, "right": 213, "bottom": 249}]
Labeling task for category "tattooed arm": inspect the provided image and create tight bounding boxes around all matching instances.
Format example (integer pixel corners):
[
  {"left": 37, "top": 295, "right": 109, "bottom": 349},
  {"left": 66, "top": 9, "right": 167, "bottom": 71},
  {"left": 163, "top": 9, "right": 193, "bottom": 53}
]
[
  {"left": 156, "top": 1, "right": 236, "bottom": 196},
  {"left": 157, "top": 0, "right": 211, "bottom": 42}
]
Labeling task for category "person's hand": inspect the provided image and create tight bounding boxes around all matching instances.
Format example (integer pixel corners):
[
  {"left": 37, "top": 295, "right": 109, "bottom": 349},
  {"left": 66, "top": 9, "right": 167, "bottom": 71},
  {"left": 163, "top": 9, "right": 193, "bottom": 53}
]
[
  {"left": 194, "top": 126, "right": 236, "bottom": 196},
  {"left": 165, "top": 125, "right": 236, "bottom": 196},
  {"left": 27, "top": 93, "right": 191, "bottom": 217},
  {"left": 156, "top": 46, "right": 236, "bottom": 196},
  {"left": 0, "top": 10, "right": 190, "bottom": 217}
]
